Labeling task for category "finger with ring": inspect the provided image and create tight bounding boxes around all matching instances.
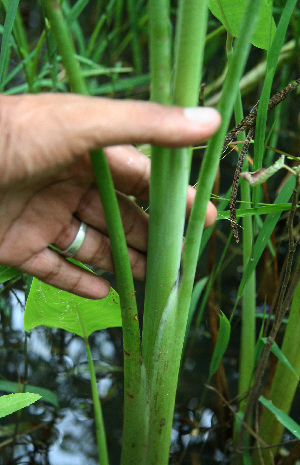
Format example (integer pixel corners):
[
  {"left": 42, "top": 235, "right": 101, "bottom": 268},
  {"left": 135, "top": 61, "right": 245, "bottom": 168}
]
[{"left": 57, "top": 221, "right": 87, "bottom": 257}]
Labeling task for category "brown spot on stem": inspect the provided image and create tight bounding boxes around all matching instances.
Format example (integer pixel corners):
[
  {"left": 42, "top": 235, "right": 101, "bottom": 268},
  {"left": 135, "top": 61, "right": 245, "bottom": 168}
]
[{"left": 159, "top": 418, "right": 166, "bottom": 434}]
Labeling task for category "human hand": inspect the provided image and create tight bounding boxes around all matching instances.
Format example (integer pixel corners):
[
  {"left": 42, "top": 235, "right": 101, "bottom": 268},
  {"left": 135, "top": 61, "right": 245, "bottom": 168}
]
[{"left": 0, "top": 94, "right": 221, "bottom": 298}]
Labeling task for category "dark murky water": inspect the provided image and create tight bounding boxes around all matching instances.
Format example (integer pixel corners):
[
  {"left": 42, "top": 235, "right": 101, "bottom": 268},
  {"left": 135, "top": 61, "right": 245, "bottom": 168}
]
[{"left": 0, "top": 271, "right": 240, "bottom": 465}]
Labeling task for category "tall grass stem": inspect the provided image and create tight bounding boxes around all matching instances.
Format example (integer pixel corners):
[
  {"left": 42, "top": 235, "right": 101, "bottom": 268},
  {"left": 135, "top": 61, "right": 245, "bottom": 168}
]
[{"left": 42, "top": 2, "right": 145, "bottom": 463}]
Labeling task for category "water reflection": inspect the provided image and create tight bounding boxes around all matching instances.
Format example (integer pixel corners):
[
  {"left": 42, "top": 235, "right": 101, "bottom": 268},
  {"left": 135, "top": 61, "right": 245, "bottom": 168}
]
[
  {"left": 0, "top": 283, "right": 124, "bottom": 464},
  {"left": 1, "top": 280, "right": 237, "bottom": 465}
]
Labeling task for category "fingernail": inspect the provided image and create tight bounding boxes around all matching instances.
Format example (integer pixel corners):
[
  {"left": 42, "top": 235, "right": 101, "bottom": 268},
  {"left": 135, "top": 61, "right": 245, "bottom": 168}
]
[{"left": 184, "top": 107, "right": 219, "bottom": 124}]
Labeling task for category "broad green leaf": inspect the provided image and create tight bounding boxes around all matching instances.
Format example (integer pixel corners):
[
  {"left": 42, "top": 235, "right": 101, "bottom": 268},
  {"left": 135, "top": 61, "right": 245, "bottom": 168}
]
[
  {"left": 208, "top": 0, "right": 276, "bottom": 50},
  {"left": 259, "top": 396, "right": 300, "bottom": 439},
  {"left": 24, "top": 277, "right": 122, "bottom": 337},
  {"left": 0, "top": 393, "right": 41, "bottom": 418},
  {"left": 0, "top": 265, "right": 21, "bottom": 284},
  {"left": 260, "top": 337, "right": 299, "bottom": 381},
  {"left": 0, "top": 380, "right": 59, "bottom": 408},
  {"left": 209, "top": 311, "right": 231, "bottom": 376}
]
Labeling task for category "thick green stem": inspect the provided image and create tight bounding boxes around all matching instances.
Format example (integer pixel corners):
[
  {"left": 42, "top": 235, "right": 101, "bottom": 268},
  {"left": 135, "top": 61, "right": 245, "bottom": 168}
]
[
  {"left": 42, "top": 2, "right": 146, "bottom": 463},
  {"left": 91, "top": 152, "right": 149, "bottom": 465},
  {"left": 181, "top": 0, "right": 263, "bottom": 299},
  {"left": 143, "top": 0, "right": 173, "bottom": 360},
  {"left": 142, "top": 1, "right": 208, "bottom": 464},
  {"left": 172, "top": 0, "right": 208, "bottom": 106},
  {"left": 148, "top": 0, "right": 171, "bottom": 105}
]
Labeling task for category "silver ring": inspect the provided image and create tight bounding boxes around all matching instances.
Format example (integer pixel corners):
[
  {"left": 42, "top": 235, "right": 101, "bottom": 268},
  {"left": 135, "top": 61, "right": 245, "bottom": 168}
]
[{"left": 60, "top": 221, "right": 87, "bottom": 257}]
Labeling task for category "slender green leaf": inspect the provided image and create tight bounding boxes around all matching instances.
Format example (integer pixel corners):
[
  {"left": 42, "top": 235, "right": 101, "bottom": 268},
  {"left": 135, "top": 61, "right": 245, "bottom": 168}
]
[
  {"left": 0, "top": 0, "right": 19, "bottom": 82},
  {"left": 0, "top": 381, "right": 59, "bottom": 408},
  {"left": 66, "top": 0, "right": 89, "bottom": 24},
  {"left": 237, "top": 175, "right": 295, "bottom": 298},
  {"left": 0, "top": 393, "right": 41, "bottom": 418},
  {"left": 90, "top": 74, "right": 150, "bottom": 95},
  {"left": 24, "top": 274, "right": 121, "bottom": 337},
  {"left": 259, "top": 396, "right": 300, "bottom": 439},
  {"left": 242, "top": 449, "right": 252, "bottom": 465},
  {"left": 0, "top": 265, "right": 21, "bottom": 284},
  {"left": 260, "top": 338, "right": 299, "bottom": 381},
  {"left": 217, "top": 203, "right": 294, "bottom": 220},
  {"left": 209, "top": 311, "right": 231, "bottom": 376},
  {"left": 208, "top": 0, "right": 276, "bottom": 50}
]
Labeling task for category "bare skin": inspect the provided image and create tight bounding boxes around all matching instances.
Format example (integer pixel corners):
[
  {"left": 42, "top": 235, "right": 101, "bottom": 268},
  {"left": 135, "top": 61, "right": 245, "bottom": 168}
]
[{"left": 0, "top": 94, "right": 221, "bottom": 298}]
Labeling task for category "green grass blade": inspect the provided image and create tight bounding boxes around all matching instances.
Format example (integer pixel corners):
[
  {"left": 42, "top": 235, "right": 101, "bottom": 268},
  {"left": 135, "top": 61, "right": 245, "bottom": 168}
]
[
  {"left": 0, "top": 265, "right": 21, "bottom": 284},
  {"left": 252, "top": 278, "right": 300, "bottom": 464},
  {"left": 127, "top": 0, "right": 142, "bottom": 72},
  {"left": 260, "top": 338, "right": 299, "bottom": 380},
  {"left": 237, "top": 175, "right": 296, "bottom": 299},
  {"left": 0, "top": 0, "right": 19, "bottom": 83},
  {"left": 259, "top": 396, "right": 300, "bottom": 440},
  {"left": 217, "top": 203, "right": 295, "bottom": 220},
  {"left": 66, "top": 0, "right": 89, "bottom": 24}
]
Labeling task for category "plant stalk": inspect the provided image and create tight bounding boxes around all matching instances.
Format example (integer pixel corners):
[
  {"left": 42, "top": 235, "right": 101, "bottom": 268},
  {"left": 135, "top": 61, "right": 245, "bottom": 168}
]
[
  {"left": 252, "top": 268, "right": 300, "bottom": 465},
  {"left": 42, "top": 2, "right": 146, "bottom": 463},
  {"left": 85, "top": 340, "right": 110, "bottom": 465},
  {"left": 142, "top": 1, "right": 208, "bottom": 464},
  {"left": 233, "top": 94, "right": 256, "bottom": 400},
  {"left": 181, "top": 0, "right": 263, "bottom": 302}
]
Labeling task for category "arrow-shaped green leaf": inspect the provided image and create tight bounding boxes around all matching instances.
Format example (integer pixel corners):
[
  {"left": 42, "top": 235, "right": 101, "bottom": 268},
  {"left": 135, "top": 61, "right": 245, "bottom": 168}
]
[{"left": 24, "top": 269, "right": 121, "bottom": 337}]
